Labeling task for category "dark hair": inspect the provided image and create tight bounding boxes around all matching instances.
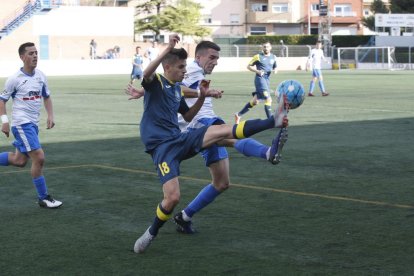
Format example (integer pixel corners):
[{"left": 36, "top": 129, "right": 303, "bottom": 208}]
[
  {"left": 162, "top": 48, "right": 188, "bottom": 65},
  {"left": 136, "top": 46, "right": 141, "bottom": 50},
  {"left": 195, "top": 41, "right": 220, "bottom": 55},
  {"left": 18, "top": 42, "right": 35, "bottom": 56},
  {"left": 317, "top": 40, "right": 322, "bottom": 44}
]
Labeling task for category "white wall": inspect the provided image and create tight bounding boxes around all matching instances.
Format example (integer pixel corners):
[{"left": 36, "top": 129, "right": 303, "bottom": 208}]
[
  {"left": 0, "top": 57, "right": 315, "bottom": 77},
  {"left": 33, "top": 6, "right": 134, "bottom": 36}
]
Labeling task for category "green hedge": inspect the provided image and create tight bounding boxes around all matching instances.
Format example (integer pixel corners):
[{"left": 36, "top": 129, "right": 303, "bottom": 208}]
[
  {"left": 245, "top": 35, "right": 374, "bottom": 47},
  {"left": 246, "top": 35, "right": 317, "bottom": 45}
]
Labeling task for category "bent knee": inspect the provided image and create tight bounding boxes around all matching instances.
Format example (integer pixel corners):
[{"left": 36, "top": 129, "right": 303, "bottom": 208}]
[
  {"left": 165, "top": 194, "right": 180, "bottom": 207},
  {"left": 10, "top": 154, "right": 28, "bottom": 167},
  {"left": 14, "top": 159, "right": 28, "bottom": 167},
  {"left": 214, "top": 181, "right": 230, "bottom": 192}
]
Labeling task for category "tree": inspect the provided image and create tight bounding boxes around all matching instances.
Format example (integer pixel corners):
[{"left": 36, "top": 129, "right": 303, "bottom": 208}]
[
  {"left": 362, "top": 0, "right": 389, "bottom": 31},
  {"left": 134, "top": 0, "right": 168, "bottom": 41},
  {"left": 134, "top": 0, "right": 209, "bottom": 41},
  {"left": 390, "top": 0, "right": 414, "bottom": 13},
  {"left": 161, "top": 0, "right": 210, "bottom": 38}
]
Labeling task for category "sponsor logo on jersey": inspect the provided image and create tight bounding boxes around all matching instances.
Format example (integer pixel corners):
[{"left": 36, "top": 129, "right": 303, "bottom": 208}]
[{"left": 23, "top": 90, "right": 42, "bottom": 101}]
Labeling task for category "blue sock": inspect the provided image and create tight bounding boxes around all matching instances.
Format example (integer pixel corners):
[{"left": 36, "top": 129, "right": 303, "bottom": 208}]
[
  {"left": 0, "top": 152, "right": 9, "bottom": 166},
  {"left": 309, "top": 80, "right": 315, "bottom": 93},
  {"left": 264, "top": 105, "right": 272, "bottom": 118},
  {"left": 319, "top": 80, "right": 326, "bottom": 92},
  {"left": 33, "top": 176, "right": 48, "bottom": 200},
  {"left": 184, "top": 184, "right": 220, "bottom": 217},
  {"left": 234, "top": 138, "right": 268, "bottom": 159},
  {"left": 149, "top": 203, "right": 172, "bottom": 236},
  {"left": 239, "top": 102, "right": 253, "bottom": 116}
]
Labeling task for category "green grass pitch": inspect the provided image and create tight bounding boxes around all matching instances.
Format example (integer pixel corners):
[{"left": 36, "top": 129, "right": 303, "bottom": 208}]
[{"left": 1, "top": 70, "right": 413, "bottom": 275}]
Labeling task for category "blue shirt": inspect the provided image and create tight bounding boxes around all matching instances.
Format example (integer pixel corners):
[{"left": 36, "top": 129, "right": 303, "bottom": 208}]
[
  {"left": 140, "top": 73, "right": 190, "bottom": 152},
  {"left": 248, "top": 52, "right": 277, "bottom": 76},
  {"left": 132, "top": 54, "right": 143, "bottom": 73}
]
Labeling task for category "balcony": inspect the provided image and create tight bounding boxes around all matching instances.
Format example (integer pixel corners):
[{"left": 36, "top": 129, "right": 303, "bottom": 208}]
[
  {"left": 333, "top": 11, "right": 357, "bottom": 17},
  {"left": 247, "top": 11, "right": 294, "bottom": 24}
]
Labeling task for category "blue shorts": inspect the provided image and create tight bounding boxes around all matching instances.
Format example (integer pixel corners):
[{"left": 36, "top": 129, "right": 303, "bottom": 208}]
[
  {"left": 312, "top": 69, "right": 323, "bottom": 78},
  {"left": 150, "top": 126, "right": 209, "bottom": 184},
  {"left": 252, "top": 90, "right": 271, "bottom": 100},
  {"left": 188, "top": 117, "right": 228, "bottom": 167},
  {"left": 11, "top": 123, "right": 41, "bottom": 153},
  {"left": 253, "top": 75, "right": 271, "bottom": 100},
  {"left": 131, "top": 68, "right": 143, "bottom": 80}
]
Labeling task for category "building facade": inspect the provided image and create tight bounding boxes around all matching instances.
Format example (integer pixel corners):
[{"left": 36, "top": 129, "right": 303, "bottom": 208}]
[{"left": 129, "top": 0, "right": 373, "bottom": 40}]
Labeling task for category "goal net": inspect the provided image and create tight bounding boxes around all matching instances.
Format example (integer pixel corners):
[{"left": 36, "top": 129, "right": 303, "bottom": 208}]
[{"left": 336, "top": 46, "right": 398, "bottom": 70}]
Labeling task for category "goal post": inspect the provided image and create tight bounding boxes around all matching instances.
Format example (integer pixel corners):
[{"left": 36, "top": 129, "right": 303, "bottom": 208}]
[{"left": 336, "top": 46, "right": 396, "bottom": 70}]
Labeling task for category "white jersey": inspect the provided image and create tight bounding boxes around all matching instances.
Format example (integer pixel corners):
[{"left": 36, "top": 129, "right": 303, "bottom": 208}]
[
  {"left": 0, "top": 68, "right": 50, "bottom": 126},
  {"left": 146, "top": 47, "right": 159, "bottom": 62},
  {"left": 308, "top": 48, "right": 325, "bottom": 70},
  {"left": 178, "top": 61, "right": 216, "bottom": 131}
]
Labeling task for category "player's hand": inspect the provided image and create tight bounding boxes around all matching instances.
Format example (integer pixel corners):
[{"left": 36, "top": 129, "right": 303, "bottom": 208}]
[
  {"left": 125, "top": 84, "right": 144, "bottom": 100},
  {"left": 206, "top": 89, "right": 223, "bottom": 99},
  {"left": 257, "top": 70, "right": 264, "bottom": 77},
  {"left": 2, "top": 122, "right": 10, "bottom": 137},
  {"left": 199, "top": 79, "right": 211, "bottom": 98},
  {"left": 168, "top": 34, "right": 180, "bottom": 49},
  {"left": 47, "top": 117, "right": 55, "bottom": 129}
]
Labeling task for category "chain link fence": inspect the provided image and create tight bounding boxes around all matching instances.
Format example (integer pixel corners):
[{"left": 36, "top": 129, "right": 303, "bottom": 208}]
[{"left": 217, "top": 44, "right": 312, "bottom": 58}]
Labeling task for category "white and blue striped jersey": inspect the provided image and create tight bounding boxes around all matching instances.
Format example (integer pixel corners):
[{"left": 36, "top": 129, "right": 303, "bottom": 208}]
[
  {"left": 178, "top": 60, "right": 216, "bottom": 131},
  {"left": 0, "top": 68, "right": 51, "bottom": 127}
]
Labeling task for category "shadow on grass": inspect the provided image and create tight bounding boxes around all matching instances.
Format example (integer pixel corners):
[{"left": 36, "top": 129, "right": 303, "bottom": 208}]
[{"left": 0, "top": 117, "right": 413, "bottom": 275}]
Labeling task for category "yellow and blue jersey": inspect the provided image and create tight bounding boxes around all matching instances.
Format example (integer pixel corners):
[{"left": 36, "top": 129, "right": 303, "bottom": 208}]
[
  {"left": 140, "top": 73, "right": 190, "bottom": 152},
  {"left": 248, "top": 52, "right": 277, "bottom": 76}
]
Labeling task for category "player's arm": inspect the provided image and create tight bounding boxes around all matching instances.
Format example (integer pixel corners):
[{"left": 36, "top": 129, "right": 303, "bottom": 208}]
[
  {"left": 273, "top": 54, "right": 278, "bottom": 74},
  {"left": 321, "top": 51, "right": 327, "bottom": 63},
  {"left": 143, "top": 34, "right": 180, "bottom": 83},
  {"left": 180, "top": 80, "right": 210, "bottom": 122},
  {"left": 306, "top": 56, "right": 311, "bottom": 71},
  {"left": 125, "top": 84, "right": 144, "bottom": 100},
  {"left": 43, "top": 96, "right": 55, "bottom": 129},
  {"left": 181, "top": 85, "right": 223, "bottom": 99},
  {"left": 0, "top": 100, "right": 10, "bottom": 137},
  {"left": 247, "top": 55, "right": 263, "bottom": 76}
]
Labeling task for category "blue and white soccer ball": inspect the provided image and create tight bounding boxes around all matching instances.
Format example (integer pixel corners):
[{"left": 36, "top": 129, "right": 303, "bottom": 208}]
[{"left": 276, "top": 79, "right": 305, "bottom": 110}]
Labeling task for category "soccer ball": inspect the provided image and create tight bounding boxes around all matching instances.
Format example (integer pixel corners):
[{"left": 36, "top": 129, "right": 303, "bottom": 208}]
[{"left": 276, "top": 79, "right": 305, "bottom": 110}]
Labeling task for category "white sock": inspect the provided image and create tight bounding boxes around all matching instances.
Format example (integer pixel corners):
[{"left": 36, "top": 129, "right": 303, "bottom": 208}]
[
  {"left": 182, "top": 210, "right": 191, "bottom": 222},
  {"left": 265, "top": 148, "right": 270, "bottom": 160}
]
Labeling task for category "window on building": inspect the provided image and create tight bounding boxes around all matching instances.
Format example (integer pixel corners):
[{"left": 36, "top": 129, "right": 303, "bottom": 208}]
[
  {"left": 202, "top": 14, "right": 212, "bottom": 24},
  {"left": 363, "top": 9, "right": 370, "bottom": 17},
  {"left": 334, "top": 4, "right": 352, "bottom": 17},
  {"left": 272, "top": 3, "right": 288, "bottom": 13},
  {"left": 250, "top": 26, "right": 266, "bottom": 35},
  {"left": 230, "top": 14, "right": 240, "bottom": 24},
  {"left": 251, "top": 3, "right": 268, "bottom": 12},
  {"left": 311, "top": 4, "right": 319, "bottom": 11}
]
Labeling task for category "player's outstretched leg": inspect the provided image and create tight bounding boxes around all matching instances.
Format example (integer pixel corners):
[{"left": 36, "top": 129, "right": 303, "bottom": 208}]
[
  {"left": 134, "top": 227, "right": 155, "bottom": 253},
  {"left": 273, "top": 92, "right": 289, "bottom": 128},
  {"left": 268, "top": 127, "right": 288, "bottom": 165}
]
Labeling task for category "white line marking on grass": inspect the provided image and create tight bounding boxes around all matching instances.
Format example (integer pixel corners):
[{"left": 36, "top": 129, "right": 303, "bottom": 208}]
[
  {"left": 2, "top": 164, "right": 412, "bottom": 209},
  {"left": 92, "top": 164, "right": 414, "bottom": 210}
]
